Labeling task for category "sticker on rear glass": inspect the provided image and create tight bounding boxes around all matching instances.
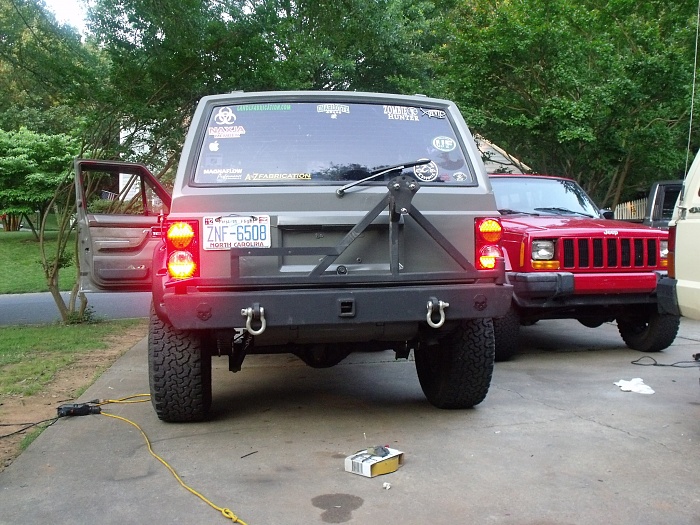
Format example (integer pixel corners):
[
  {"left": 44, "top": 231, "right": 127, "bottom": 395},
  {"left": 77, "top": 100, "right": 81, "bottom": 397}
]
[
  {"left": 203, "top": 215, "right": 271, "bottom": 250},
  {"left": 317, "top": 104, "right": 350, "bottom": 119},
  {"left": 209, "top": 107, "right": 246, "bottom": 138},
  {"left": 420, "top": 108, "right": 446, "bottom": 119},
  {"left": 413, "top": 161, "right": 439, "bottom": 182},
  {"left": 244, "top": 172, "right": 311, "bottom": 181},
  {"left": 432, "top": 136, "right": 457, "bottom": 152},
  {"left": 237, "top": 104, "right": 292, "bottom": 112},
  {"left": 383, "top": 105, "right": 419, "bottom": 121}
]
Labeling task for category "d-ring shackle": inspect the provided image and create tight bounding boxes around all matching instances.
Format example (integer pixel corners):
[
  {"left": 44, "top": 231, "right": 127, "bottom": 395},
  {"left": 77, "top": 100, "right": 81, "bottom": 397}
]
[
  {"left": 241, "top": 304, "right": 266, "bottom": 335},
  {"left": 426, "top": 298, "right": 449, "bottom": 328}
]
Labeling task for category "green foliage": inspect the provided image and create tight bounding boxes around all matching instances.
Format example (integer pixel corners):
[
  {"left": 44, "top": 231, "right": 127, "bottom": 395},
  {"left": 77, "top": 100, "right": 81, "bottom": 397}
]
[
  {"left": 441, "top": 0, "right": 697, "bottom": 205},
  {"left": 0, "top": 128, "right": 78, "bottom": 230}
]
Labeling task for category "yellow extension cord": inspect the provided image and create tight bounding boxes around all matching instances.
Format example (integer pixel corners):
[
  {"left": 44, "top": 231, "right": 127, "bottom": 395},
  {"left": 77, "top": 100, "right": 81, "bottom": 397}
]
[{"left": 98, "top": 395, "right": 248, "bottom": 525}]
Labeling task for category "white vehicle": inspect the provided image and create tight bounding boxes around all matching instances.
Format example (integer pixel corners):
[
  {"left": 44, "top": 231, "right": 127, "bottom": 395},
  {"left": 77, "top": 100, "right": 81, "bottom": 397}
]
[{"left": 657, "top": 152, "right": 700, "bottom": 319}]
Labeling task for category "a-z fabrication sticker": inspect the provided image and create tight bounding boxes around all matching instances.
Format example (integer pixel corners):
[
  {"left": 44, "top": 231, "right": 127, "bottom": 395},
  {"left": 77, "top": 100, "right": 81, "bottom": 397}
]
[
  {"left": 203, "top": 215, "right": 271, "bottom": 250},
  {"left": 244, "top": 173, "right": 311, "bottom": 181}
]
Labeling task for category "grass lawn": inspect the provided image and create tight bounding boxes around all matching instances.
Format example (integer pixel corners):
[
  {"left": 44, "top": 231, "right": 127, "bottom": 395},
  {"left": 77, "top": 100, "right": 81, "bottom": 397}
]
[
  {"left": 0, "top": 319, "right": 147, "bottom": 396},
  {"left": 0, "top": 231, "right": 77, "bottom": 294}
]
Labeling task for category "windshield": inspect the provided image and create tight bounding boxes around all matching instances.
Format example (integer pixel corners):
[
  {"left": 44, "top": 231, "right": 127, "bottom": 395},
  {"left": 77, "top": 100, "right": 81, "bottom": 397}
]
[
  {"left": 194, "top": 102, "right": 476, "bottom": 185},
  {"left": 490, "top": 176, "right": 600, "bottom": 217}
]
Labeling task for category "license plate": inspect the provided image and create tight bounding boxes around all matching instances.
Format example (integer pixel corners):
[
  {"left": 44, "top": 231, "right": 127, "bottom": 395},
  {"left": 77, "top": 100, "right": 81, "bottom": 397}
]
[{"left": 203, "top": 215, "right": 271, "bottom": 250}]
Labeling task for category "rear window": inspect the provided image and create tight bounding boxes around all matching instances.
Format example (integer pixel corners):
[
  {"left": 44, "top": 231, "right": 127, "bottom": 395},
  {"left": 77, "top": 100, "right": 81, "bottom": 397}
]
[{"left": 194, "top": 102, "right": 476, "bottom": 185}]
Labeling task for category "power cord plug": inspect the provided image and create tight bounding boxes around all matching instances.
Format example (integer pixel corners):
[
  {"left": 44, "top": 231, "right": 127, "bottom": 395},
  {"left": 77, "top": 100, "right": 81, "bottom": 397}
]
[{"left": 57, "top": 403, "right": 101, "bottom": 417}]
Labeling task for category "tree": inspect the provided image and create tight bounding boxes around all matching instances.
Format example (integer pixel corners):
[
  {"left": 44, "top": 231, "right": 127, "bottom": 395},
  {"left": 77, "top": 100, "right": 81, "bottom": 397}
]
[
  {"left": 440, "top": 0, "right": 698, "bottom": 205},
  {"left": 0, "top": 128, "right": 77, "bottom": 233}
]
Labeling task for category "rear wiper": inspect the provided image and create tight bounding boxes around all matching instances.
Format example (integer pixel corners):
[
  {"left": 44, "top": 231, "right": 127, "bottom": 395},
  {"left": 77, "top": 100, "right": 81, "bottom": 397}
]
[
  {"left": 533, "top": 207, "right": 594, "bottom": 218},
  {"left": 336, "top": 158, "right": 431, "bottom": 197},
  {"left": 498, "top": 209, "right": 540, "bottom": 216}
]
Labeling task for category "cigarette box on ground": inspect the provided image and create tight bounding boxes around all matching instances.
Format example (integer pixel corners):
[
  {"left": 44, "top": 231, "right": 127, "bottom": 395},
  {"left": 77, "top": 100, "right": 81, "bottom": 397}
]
[{"left": 344, "top": 447, "right": 404, "bottom": 477}]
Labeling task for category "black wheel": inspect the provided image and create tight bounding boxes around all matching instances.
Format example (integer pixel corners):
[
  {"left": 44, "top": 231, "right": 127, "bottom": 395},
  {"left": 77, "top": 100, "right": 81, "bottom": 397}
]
[
  {"left": 493, "top": 306, "right": 520, "bottom": 362},
  {"left": 148, "top": 306, "right": 212, "bottom": 422},
  {"left": 415, "top": 318, "right": 495, "bottom": 409},
  {"left": 616, "top": 311, "right": 680, "bottom": 352}
]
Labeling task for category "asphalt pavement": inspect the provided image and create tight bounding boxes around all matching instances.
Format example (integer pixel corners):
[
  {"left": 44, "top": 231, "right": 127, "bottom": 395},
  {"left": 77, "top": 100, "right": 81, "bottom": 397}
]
[
  {"left": 1, "top": 318, "right": 699, "bottom": 524},
  {"left": 0, "top": 292, "right": 151, "bottom": 325}
]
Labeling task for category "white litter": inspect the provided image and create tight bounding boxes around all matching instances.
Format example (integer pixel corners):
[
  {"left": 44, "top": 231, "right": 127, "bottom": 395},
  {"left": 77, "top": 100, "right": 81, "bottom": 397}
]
[
  {"left": 614, "top": 378, "right": 655, "bottom": 395},
  {"left": 383, "top": 482, "right": 391, "bottom": 490}
]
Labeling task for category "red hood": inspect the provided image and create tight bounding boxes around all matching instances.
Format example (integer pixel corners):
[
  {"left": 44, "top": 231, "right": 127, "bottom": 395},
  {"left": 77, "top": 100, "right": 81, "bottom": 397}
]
[{"left": 499, "top": 214, "right": 667, "bottom": 238}]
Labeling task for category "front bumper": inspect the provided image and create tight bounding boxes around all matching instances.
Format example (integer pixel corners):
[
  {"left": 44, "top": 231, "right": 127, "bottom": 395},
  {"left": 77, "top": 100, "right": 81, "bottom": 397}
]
[
  {"left": 509, "top": 271, "right": 665, "bottom": 309},
  {"left": 656, "top": 277, "right": 679, "bottom": 316}
]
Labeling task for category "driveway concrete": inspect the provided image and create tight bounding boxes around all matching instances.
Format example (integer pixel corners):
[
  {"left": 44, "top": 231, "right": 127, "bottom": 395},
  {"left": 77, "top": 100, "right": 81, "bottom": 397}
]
[{"left": 1, "top": 319, "right": 699, "bottom": 525}]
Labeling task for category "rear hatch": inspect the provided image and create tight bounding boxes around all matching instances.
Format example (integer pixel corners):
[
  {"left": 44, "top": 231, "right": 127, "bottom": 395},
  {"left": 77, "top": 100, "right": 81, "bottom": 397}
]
[{"left": 169, "top": 92, "right": 500, "bottom": 287}]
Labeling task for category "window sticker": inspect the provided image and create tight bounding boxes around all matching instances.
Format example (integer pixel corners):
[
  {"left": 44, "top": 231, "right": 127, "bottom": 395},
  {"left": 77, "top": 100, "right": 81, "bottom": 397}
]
[
  {"left": 413, "top": 161, "right": 439, "bottom": 182},
  {"left": 237, "top": 104, "right": 292, "bottom": 112},
  {"left": 317, "top": 104, "right": 350, "bottom": 119},
  {"left": 452, "top": 171, "right": 474, "bottom": 184},
  {"left": 208, "top": 106, "right": 246, "bottom": 138},
  {"left": 432, "top": 136, "right": 457, "bottom": 152},
  {"left": 383, "top": 105, "right": 419, "bottom": 121},
  {"left": 420, "top": 108, "right": 446, "bottom": 119},
  {"left": 244, "top": 173, "right": 312, "bottom": 181}
]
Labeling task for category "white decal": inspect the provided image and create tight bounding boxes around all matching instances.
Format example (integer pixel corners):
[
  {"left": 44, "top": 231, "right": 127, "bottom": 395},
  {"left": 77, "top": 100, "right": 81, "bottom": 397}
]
[
  {"left": 413, "top": 161, "right": 439, "bottom": 182},
  {"left": 209, "top": 141, "right": 220, "bottom": 152},
  {"left": 383, "top": 105, "right": 419, "bottom": 121},
  {"left": 317, "top": 104, "right": 350, "bottom": 118},
  {"left": 432, "top": 136, "right": 457, "bottom": 152},
  {"left": 214, "top": 107, "right": 237, "bottom": 125},
  {"left": 604, "top": 230, "right": 619, "bottom": 235},
  {"left": 420, "top": 108, "right": 446, "bottom": 119},
  {"left": 208, "top": 126, "right": 246, "bottom": 139}
]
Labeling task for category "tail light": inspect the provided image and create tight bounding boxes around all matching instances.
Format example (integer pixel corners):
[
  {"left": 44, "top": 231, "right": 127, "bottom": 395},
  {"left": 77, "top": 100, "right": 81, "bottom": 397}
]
[
  {"left": 165, "top": 220, "right": 199, "bottom": 279},
  {"left": 475, "top": 218, "right": 504, "bottom": 270},
  {"left": 667, "top": 225, "right": 676, "bottom": 277}
]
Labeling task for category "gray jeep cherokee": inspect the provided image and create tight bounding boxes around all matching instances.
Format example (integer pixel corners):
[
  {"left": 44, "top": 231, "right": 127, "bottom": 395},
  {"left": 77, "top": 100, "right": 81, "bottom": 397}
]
[{"left": 74, "top": 91, "right": 512, "bottom": 422}]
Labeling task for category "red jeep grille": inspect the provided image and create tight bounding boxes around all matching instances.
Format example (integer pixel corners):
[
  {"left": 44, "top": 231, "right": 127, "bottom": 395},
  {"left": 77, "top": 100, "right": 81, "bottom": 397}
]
[{"left": 562, "top": 237, "right": 658, "bottom": 269}]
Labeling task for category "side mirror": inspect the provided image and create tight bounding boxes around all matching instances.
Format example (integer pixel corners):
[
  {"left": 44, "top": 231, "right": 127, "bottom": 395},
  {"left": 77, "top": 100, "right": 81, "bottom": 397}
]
[{"left": 600, "top": 209, "right": 614, "bottom": 219}]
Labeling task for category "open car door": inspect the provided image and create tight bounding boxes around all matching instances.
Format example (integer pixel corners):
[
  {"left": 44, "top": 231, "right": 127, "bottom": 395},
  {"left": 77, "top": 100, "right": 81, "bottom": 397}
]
[{"left": 74, "top": 159, "right": 172, "bottom": 292}]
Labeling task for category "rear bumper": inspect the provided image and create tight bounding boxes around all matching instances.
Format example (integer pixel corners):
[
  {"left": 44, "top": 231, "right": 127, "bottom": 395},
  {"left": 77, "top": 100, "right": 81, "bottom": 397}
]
[
  {"left": 158, "top": 282, "right": 513, "bottom": 333},
  {"left": 509, "top": 271, "right": 665, "bottom": 309}
]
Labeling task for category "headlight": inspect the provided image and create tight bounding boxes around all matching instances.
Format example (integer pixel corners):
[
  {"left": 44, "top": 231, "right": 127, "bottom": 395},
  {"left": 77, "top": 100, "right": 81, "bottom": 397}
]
[
  {"left": 532, "top": 240, "right": 555, "bottom": 260},
  {"left": 659, "top": 240, "right": 668, "bottom": 259}
]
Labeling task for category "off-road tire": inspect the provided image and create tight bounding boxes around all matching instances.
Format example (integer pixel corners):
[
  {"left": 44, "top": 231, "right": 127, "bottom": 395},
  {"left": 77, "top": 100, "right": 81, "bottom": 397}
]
[
  {"left": 617, "top": 311, "right": 680, "bottom": 352},
  {"left": 415, "top": 318, "right": 495, "bottom": 408},
  {"left": 148, "top": 306, "right": 212, "bottom": 422},
  {"left": 493, "top": 305, "right": 520, "bottom": 362}
]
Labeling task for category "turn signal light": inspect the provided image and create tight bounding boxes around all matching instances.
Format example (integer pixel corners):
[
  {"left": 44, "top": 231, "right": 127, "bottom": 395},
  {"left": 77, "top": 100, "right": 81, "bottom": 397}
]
[
  {"left": 477, "top": 218, "right": 503, "bottom": 243},
  {"left": 168, "top": 251, "right": 196, "bottom": 279},
  {"left": 167, "top": 222, "right": 195, "bottom": 249},
  {"left": 478, "top": 245, "right": 502, "bottom": 270}
]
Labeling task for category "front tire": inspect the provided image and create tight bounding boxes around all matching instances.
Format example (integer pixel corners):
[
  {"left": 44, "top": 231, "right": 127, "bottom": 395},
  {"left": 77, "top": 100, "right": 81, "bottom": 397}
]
[
  {"left": 415, "top": 318, "right": 495, "bottom": 409},
  {"left": 617, "top": 311, "right": 680, "bottom": 352},
  {"left": 493, "top": 306, "right": 520, "bottom": 362},
  {"left": 148, "top": 306, "right": 212, "bottom": 422}
]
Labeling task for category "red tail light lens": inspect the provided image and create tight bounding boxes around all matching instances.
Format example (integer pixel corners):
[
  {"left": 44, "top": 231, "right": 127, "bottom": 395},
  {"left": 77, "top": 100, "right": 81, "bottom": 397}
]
[
  {"left": 667, "top": 225, "right": 676, "bottom": 278},
  {"left": 167, "top": 222, "right": 195, "bottom": 249},
  {"left": 475, "top": 217, "right": 504, "bottom": 270},
  {"left": 165, "top": 220, "right": 199, "bottom": 279}
]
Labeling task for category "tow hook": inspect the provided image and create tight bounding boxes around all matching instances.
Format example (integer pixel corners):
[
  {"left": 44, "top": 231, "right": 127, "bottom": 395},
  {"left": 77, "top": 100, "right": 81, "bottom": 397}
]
[
  {"left": 241, "top": 303, "right": 266, "bottom": 335},
  {"left": 426, "top": 297, "right": 449, "bottom": 328}
]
